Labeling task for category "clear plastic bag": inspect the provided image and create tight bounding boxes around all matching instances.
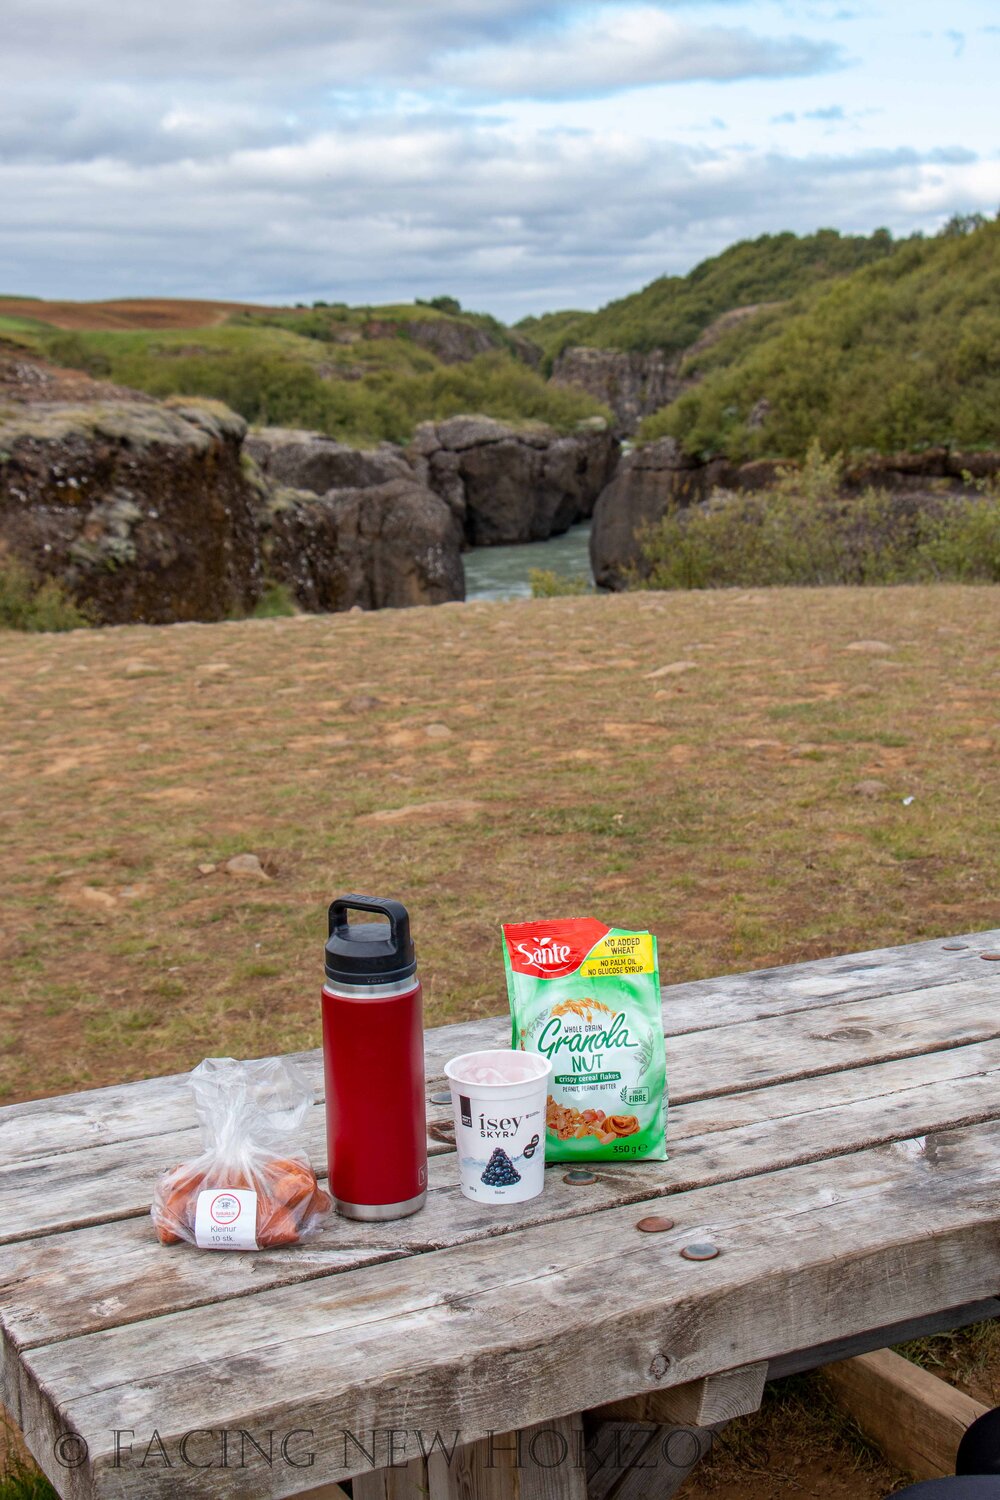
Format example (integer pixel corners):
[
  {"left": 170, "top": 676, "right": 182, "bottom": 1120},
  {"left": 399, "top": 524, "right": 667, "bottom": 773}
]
[{"left": 151, "top": 1057, "right": 331, "bottom": 1250}]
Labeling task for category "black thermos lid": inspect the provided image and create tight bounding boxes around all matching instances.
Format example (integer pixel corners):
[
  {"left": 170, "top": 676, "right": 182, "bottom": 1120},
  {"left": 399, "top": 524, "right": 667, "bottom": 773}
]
[{"left": 325, "top": 895, "right": 416, "bottom": 985}]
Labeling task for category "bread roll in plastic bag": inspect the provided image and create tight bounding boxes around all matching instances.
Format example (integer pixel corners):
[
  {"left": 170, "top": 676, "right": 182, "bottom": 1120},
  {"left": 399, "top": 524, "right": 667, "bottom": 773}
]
[{"left": 151, "top": 1056, "right": 331, "bottom": 1250}]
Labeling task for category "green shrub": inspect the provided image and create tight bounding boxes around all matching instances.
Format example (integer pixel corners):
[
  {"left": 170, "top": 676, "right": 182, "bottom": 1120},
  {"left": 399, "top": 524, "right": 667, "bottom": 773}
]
[
  {"left": 528, "top": 569, "right": 591, "bottom": 597},
  {"left": 251, "top": 582, "right": 298, "bottom": 618},
  {"left": 632, "top": 444, "right": 1000, "bottom": 589},
  {"left": 0, "top": 1455, "right": 57, "bottom": 1500},
  {"left": 42, "top": 332, "right": 111, "bottom": 377},
  {"left": 0, "top": 558, "right": 91, "bottom": 631},
  {"left": 417, "top": 296, "right": 462, "bottom": 315}
]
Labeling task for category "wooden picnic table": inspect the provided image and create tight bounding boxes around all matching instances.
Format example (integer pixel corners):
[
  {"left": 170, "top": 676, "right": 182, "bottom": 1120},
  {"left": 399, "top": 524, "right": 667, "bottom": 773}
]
[{"left": 3, "top": 929, "right": 1000, "bottom": 1500}]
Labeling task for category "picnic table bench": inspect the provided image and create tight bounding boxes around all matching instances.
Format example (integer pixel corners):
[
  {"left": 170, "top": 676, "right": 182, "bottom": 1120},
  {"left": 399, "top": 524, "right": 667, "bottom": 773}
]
[{"left": 2, "top": 929, "right": 1000, "bottom": 1500}]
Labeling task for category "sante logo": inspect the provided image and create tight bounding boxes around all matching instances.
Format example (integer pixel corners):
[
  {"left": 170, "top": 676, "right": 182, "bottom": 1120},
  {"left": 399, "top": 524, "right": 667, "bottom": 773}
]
[
  {"left": 517, "top": 936, "right": 571, "bottom": 969},
  {"left": 504, "top": 918, "right": 610, "bottom": 980}
]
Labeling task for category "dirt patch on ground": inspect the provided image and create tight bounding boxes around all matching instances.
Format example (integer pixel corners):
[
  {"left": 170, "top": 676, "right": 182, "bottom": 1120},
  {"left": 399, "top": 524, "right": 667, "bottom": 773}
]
[
  {"left": 0, "top": 297, "right": 265, "bottom": 330},
  {"left": 0, "top": 340, "right": 151, "bottom": 404}
]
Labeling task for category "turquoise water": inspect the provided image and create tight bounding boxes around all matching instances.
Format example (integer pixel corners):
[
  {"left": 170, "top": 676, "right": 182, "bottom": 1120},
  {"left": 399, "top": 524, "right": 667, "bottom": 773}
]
[{"left": 462, "top": 522, "right": 593, "bottom": 602}]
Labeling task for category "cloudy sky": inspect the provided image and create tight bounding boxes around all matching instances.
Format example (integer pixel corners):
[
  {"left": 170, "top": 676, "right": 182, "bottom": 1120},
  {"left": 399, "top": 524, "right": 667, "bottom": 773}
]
[{"left": 1, "top": 0, "right": 997, "bottom": 318}]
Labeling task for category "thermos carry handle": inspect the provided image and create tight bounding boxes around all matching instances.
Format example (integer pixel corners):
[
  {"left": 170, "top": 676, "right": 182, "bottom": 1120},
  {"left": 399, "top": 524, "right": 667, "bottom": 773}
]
[{"left": 328, "top": 895, "right": 410, "bottom": 944}]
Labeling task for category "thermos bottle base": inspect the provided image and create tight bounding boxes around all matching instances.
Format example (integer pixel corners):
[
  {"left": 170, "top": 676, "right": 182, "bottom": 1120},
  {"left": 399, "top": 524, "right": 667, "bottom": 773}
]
[{"left": 335, "top": 1190, "right": 427, "bottom": 1221}]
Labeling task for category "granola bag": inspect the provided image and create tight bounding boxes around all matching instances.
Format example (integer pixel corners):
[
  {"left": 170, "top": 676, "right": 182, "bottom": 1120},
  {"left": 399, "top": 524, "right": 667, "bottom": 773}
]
[{"left": 502, "top": 919, "right": 667, "bottom": 1162}]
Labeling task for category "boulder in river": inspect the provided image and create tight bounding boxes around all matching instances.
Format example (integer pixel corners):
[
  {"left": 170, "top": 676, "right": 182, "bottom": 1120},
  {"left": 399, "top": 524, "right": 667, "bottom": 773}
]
[
  {"left": 245, "top": 428, "right": 412, "bottom": 494},
  {"left": 262, "top": 477, "right": 465, "bottom": 611},
  {"left": 589, "top": 438, "right": 717, "bottom": 590},
  {"left": 409, "top": 415, "right": 619, "bottom": 546}
]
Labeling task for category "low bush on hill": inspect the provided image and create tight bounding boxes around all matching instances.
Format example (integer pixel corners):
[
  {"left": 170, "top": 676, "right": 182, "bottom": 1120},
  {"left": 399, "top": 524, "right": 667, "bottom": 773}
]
[
  {"left": 632, "top": 445, "right": 1000, "bottom": 590},
  {"left": 0, "top": 557, "right": 91, "bottom": 631},
  {"left": 528, "top": 568, "right": 591, "bottom": 597}
]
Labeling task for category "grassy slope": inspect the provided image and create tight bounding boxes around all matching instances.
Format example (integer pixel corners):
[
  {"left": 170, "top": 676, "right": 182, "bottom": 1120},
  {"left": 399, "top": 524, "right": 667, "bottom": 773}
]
[
  {"left": 0, "top": 304, "right": 605, "bottom": 446},
  {"left": 517, "top": 228, "right": 898, "bottom": 360},
  {"left": 640, "top": 220, "right": 1000, "bottom": 459}
]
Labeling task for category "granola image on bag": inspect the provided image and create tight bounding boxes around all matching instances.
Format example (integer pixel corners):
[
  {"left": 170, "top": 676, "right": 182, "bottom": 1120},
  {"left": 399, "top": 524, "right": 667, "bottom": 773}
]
[{"left": 502, "top": 919, "right": 667, "bottom": 1162}]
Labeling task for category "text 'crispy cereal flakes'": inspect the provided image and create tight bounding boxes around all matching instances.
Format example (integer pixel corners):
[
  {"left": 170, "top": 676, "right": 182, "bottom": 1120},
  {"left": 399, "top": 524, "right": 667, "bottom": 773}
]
[{"left": 502, "top": 919, "right": 667, "bottom": 1162}]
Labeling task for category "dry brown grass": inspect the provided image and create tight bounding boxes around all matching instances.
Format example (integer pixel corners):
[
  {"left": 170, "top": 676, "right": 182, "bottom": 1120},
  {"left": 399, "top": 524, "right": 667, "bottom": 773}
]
[
  {"left": 1, "top": 585, "right": 998, "bottom": 1106},
  {"left": 0, "top": 297, "right": 262, "bottom": 331},
  {"left": 678, "top": 1373, "right": 909, "bottom": 1497}
]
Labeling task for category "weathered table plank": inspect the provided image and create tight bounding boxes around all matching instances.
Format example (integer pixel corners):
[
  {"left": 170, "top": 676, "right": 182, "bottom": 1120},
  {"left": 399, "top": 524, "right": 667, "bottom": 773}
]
[
  {"left": 2, "top": 931, "right": 994, "bottom": 1167},
  {"left": 4, "top": 972, "right": 999, "bottom": 1243},
  {"left": 11, "top": 1120, "right": 1000, "bottom": 1499}
]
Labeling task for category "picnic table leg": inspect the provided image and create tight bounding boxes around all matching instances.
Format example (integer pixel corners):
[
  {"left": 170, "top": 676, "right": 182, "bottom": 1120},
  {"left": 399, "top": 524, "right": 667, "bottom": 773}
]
[
  {"left": 350, "top": 1456, "right": 428, "bottom": 1499},
  {"left": 427, "top": 1412, "right": 588, "bottom": 1499},
  {"left": 585, "top": 1418, "right": 717, "bottom": 1500},
  {"left": 582, "top": 1363, "right": 767, "bottom": 1499},
  {"left": 599, "top": 1362, "right": 768, "bottom": 1428}
]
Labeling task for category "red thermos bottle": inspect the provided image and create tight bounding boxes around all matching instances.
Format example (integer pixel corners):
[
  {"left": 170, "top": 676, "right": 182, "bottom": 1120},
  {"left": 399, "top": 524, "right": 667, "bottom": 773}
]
[{"left": 322, "top": 896, "right": 427, "bottom": 1220}]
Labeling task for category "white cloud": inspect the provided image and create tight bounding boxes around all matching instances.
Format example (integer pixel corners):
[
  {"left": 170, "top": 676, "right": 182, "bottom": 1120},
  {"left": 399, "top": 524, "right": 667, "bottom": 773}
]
[
  {"left": 0, "top": 0, "right": 757, "bottom": 85},
  {"left": 0, "top": 119, "right": 991, "bottom": 317},
  {"left": 435, "top": 8, "right": 841, "bottom": 96},
  {"left": 0, "top": 0, "right": 992, "bottom": 314}
]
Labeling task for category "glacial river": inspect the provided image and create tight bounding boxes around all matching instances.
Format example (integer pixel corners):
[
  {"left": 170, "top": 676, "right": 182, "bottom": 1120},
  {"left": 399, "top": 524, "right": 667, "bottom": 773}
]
[{"left": 461, "top": 521, "right": 594, "bottom": 602}]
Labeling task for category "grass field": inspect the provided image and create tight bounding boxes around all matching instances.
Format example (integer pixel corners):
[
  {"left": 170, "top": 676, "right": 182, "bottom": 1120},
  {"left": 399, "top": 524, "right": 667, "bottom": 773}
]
[{"left": 2, "top": 586, "right": 997, "bottom": 1107}]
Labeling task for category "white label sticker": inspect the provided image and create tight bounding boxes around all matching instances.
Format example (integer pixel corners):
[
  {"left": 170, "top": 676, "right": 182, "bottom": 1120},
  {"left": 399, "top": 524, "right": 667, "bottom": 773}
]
[{"left": 194, "top": 1189, "right": 258, "bottom": 1250}]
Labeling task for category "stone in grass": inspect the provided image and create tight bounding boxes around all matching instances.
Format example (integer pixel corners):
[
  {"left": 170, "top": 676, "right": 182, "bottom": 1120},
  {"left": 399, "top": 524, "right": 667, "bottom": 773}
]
[
  {"left": 843, "top": 640, "right": 894, "bottom": 654},
  {"left": 63, "top": 885, "right": 118, "bottom": 911},
  {"left": 358, "top": 800, "right": 485, "bottom": 825},
  {"left": 644, "top": 661, "right": 697, "bottom": 680},
  {"left": 852, "top": 779, "right": 889, "bottom": 798},
  {"left": 225, "top": 853, "right": 270, "bottom": 879},
  {"left": 482, "top": 1148, "right": 521, "bottom": 1187}
]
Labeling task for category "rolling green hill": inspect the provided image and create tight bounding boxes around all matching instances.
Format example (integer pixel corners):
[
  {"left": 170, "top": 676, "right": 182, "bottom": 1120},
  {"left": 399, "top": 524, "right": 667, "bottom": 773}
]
[
  {"left": 0, "top": 300, "right": 605, "bottom": 446},
  {"left": 639, "top": 217, "right": 1000, "bottom": 459},
  {"left": 517, "top": 228, "right": 900, "bottom": 360}
]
